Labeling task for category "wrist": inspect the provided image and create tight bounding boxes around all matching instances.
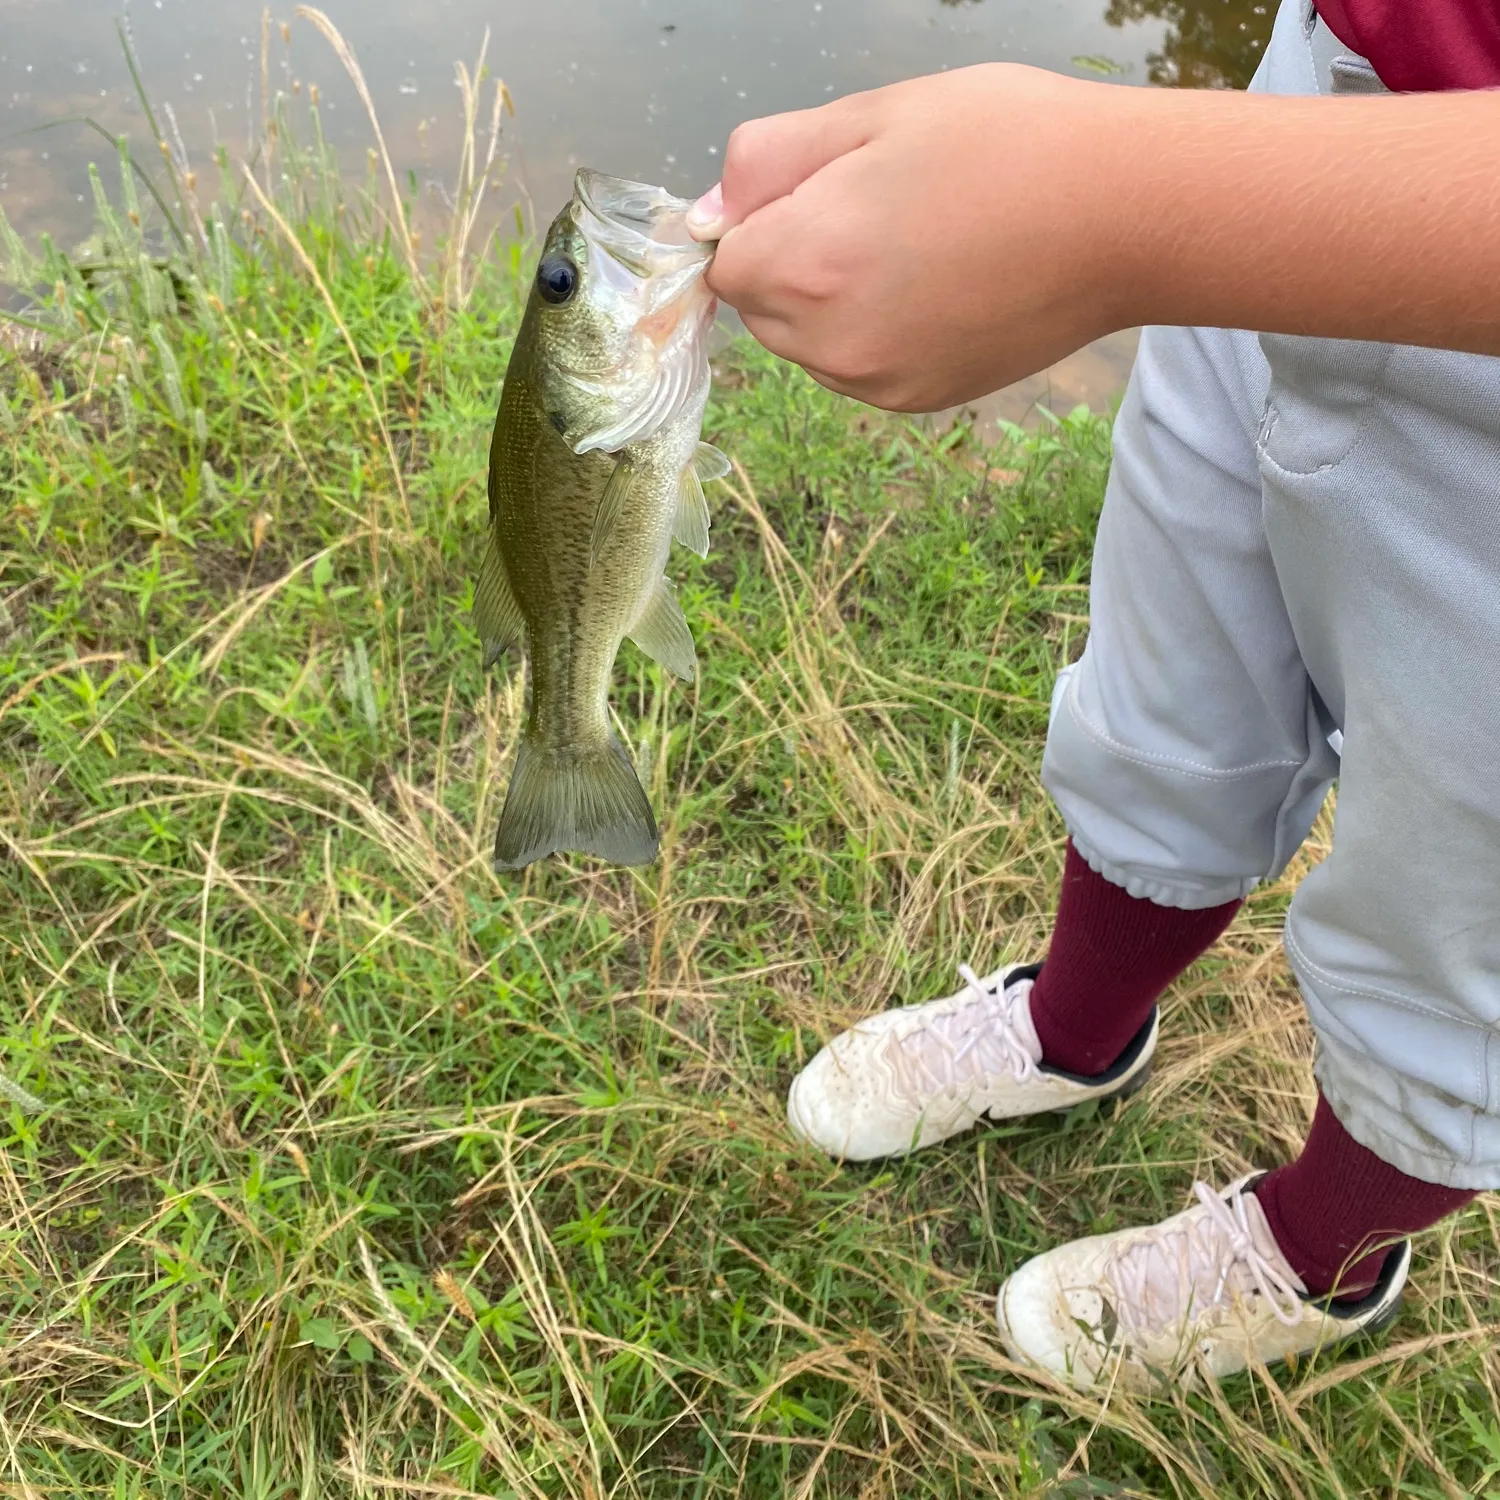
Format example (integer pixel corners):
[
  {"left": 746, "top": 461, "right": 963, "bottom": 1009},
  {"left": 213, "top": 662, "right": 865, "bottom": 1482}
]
[{"left": 1086, "top": 84, "right": 1198, "bottom": 335}]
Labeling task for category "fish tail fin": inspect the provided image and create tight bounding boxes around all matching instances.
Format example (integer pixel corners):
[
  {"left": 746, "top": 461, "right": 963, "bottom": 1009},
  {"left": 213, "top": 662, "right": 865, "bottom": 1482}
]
[{"left": 493, "top": 734, "right": 659, "bottom": 871}]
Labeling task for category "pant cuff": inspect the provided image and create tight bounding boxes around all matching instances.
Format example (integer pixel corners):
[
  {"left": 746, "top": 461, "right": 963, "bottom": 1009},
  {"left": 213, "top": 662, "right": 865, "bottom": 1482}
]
[
  {"left": 1312, "top": 1040, "right": 1500, "bottom": 1192},
  {"left": 1068, "top": 832, "right": 1260, "bottom": 913}
]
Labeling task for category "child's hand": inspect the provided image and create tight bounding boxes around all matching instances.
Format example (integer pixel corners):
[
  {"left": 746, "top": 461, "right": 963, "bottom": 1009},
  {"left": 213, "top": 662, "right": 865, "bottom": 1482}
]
[
  {"left": 688, "top": 65, "right": 1138, "bottom": 412},
  {"left": 689, "top": 67, "right": 1500, "bottom": 409}
]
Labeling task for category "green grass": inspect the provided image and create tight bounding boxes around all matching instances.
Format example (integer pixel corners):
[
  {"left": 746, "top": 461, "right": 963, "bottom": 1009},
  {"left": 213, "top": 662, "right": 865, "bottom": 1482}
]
[{"left": 3, "top": 45, "right": 1500, "bottom": 1500}]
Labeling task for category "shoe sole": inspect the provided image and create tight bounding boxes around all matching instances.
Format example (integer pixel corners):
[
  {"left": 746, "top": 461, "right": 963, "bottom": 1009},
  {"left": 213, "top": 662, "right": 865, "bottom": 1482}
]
[
  {"left": 1319, "top": 1240, "right": 1411, "bottom": 1344},
  {"left": 1357, "top": 1290, "right": 1405, "bottom": 1340}
]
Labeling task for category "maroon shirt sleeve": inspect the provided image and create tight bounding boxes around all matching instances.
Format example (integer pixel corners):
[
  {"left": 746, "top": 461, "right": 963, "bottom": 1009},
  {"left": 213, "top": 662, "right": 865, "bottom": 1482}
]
[{"left": 1315, "top": 0, "right": 1500, "bottom": 90}]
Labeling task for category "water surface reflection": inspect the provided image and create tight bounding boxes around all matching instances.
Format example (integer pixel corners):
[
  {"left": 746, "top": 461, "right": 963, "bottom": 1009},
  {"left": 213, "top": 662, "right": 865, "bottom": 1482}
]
[{"left": 1105, "top": 0, "right": 1272, "bottom": 87}]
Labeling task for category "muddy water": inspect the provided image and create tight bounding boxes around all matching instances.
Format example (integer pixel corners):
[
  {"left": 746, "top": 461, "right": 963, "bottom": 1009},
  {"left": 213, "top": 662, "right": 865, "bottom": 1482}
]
[{"left": 0, "top": 0, "right": 1273, "bottom": 419}]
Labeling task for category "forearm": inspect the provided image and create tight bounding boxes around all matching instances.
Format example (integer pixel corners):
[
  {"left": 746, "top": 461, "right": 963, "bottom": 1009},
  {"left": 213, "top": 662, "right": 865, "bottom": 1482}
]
[
  {"left": 1110, "top": 86, "right": 1500, "bottom": 355},
  {"left": 696, "top": 65, "right": 1500, "bottom": 412}
]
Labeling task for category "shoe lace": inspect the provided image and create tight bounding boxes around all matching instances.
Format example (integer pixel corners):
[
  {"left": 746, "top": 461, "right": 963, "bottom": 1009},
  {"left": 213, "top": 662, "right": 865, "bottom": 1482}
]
[
  {"left": 882, "top": 964, "right": 1040, "bottom": 1103},
  {"left": 1103, "top": 1182, "right": 1305, "bottom": 1342}
]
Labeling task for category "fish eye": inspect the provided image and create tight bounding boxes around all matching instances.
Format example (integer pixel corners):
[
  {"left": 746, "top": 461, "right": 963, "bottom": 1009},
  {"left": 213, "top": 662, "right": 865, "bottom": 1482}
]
[{"left": 536, "top": 254, "right": 578, "bottom": 306}]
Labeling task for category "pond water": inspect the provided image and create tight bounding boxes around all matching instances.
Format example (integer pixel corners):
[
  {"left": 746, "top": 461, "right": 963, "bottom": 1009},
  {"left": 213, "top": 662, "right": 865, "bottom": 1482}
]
[{"left": 0, "top": 0, "right": 1274, "bottom": 417}]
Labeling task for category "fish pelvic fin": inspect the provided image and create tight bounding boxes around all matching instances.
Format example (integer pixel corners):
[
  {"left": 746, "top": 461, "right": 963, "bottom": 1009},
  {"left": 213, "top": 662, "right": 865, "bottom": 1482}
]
[
  {"left": 591, "top": 457, "right": 635, "bottom": 567},
  {"left": 493, "top": 735, "right": 659, "bottom": 871},
  {"left": 628, "top": 577, "right": 697, "bottom": 681},
  {"left": 474, "top": 535, "right": 525, "bottom": 668}
]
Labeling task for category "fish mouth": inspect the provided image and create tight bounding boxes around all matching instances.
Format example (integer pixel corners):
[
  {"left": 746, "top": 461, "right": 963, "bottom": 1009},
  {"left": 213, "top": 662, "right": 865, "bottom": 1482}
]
[
  {"left": 562, "top": 170, "right": 718, "bottom": 456},
  {"left": 572, "top": 170, "right": 713, "bottom": 278}
]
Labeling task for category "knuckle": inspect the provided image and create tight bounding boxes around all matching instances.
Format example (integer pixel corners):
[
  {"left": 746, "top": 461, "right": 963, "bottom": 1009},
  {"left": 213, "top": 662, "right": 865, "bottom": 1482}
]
[
  {"left": 782, "top": 238, "right": 854, "bottom": 305},
  {"left": 776, "top": 269, "right": 828, "bottom": 307},
  {"left": 884, "top": 384, "right": 929, "bottom": 414},
  {"left": 819, "top": 337, "right": 920, "bottom": 408},
  {"left": 721, "top": 120, "right": 769, "bottom": 181},
  {"left": 818, "top": 340, "right": 881, "bottom": 390}
]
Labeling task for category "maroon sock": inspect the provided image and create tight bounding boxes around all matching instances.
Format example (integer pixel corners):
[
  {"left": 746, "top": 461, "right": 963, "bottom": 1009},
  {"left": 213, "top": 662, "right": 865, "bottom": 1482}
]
[
  {"left": 1255, "top": 1095, "right": 1475, "bottom": 1299},
  {"left": 1027, "top": 841, "right": 1242, "bottom": 1076}
]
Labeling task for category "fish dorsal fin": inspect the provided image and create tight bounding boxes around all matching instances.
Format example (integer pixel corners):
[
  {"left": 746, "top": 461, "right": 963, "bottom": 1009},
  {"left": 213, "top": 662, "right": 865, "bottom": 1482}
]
[
  {"left": 591, "top": 458, "right": 634, "bottom": 567},
  {"left": 473, "top": 535, "right": 525, "bottom": 667},
  {"left": 694, "top": 442, "right": 730, "bottom": 482},
  {"left": 673, "top": 464, "right": 710, "bottom": 558},
  {"left": 628, "top": 577, "right": 696, "bottom": 682}
]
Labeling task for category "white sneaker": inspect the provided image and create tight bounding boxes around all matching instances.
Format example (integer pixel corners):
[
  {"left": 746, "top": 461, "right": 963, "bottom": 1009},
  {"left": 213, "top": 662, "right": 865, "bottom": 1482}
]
[
  {"left": 785, "top": 963, "right": 1157, "bottom": 1161},
  {"left": 996, "top": 1176, "right": 1410, "bottom": 1394}
]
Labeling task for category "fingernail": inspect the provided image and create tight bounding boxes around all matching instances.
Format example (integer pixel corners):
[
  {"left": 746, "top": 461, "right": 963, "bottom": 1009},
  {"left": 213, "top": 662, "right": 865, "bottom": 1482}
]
[{"left": 686, "top": 182, "right": 724, "bottom": 239}]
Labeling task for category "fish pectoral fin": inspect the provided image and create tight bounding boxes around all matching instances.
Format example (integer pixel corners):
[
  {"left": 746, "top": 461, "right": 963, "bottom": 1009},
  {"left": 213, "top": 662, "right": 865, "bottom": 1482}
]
[
  {"left": 628, "top": 577, "right": 697, "bottom": 682},
  {"left": 694, "top": 442, "right": 730, "bottom": 482},
  {"left": 474, "top": 535, "right": 525, "bottom": 667},
  {"left": 591, "top": 458, "right": 634, "bottom": 567},
  {"left": 673, "top": 443, "right": 728, "bottom": 556},
  {"left": 673, "top": 463, "right": 711, "bottom": 558}
]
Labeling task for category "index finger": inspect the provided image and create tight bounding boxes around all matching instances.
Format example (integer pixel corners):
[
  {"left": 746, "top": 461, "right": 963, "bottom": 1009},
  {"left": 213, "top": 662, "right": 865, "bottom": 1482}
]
[{"left": 687, "top": 92, "right": 874, "bottom": 240}]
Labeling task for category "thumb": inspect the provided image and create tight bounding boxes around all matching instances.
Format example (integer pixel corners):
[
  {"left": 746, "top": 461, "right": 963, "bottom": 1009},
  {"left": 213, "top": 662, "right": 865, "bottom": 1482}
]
[{"left": 687, "top": 94, "right": 874, "bottom": 240}]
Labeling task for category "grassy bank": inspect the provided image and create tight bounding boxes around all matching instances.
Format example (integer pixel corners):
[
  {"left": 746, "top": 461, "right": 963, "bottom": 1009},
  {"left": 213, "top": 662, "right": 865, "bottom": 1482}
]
[{"left": 3, "top": 53, "right": 1500, "bottom": 1500}]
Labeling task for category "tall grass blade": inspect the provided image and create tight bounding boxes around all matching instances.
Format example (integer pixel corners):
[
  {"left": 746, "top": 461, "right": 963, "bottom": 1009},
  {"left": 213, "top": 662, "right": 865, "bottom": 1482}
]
[
  {"left": 293, "top": 6, "right": 424, "bottom": 291},
  {"left": 114, "top": 18, "right": 193, "bottom": 255}
]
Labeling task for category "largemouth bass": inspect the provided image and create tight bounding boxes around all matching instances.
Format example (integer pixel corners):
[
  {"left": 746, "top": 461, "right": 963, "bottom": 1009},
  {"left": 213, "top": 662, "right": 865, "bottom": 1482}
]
[{"left": 476, "top": 170, "right": 728, "bottom": 870}]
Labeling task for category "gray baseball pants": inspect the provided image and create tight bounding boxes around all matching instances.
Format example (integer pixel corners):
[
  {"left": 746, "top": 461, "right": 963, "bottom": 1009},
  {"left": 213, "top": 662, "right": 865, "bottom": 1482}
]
[{"left": 1042, "top": 0, "right": 1500, "bottom": 1189}]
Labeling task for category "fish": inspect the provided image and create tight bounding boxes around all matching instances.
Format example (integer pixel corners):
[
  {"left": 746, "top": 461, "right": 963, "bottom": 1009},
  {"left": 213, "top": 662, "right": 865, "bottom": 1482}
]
[{"left": 475, "top": 169, "right": 729, "bottom": 871}]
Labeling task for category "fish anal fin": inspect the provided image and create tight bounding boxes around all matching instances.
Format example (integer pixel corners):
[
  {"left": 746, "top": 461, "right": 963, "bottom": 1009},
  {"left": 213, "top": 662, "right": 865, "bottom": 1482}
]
[
  {"left": 473, "top": 535, "right": 525, "bottom": 667},
  {"left": 673, "top": 463, "right": 711, "bottom": 558},
  {"left": 493, "top": 734, "right": 659, "bottom": 870},
  {"left": 694, "top": 442, "right": 730, "bottom": 482},
  {"left": 628, "top": 577, "right": 697, "bottom": 682},
  {"left": 591, "top": 458, "right": 634, "bottom": 566}
]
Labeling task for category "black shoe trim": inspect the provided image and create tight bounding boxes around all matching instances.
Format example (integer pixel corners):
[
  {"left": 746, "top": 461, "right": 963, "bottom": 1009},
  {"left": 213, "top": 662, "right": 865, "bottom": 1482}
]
[
  {"left": 1002, "top": 961, "right": 1045, "bottom": 988},
  {"left": 1315, "top": 1239, "right": 1410, "bottom": 1320},
  {"left": 1003, "top": 962, "right": 1158, "bottom": 1089},
  {"left": 1239, "top": 1171, "right": 1411, "bottom": 1322}
]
